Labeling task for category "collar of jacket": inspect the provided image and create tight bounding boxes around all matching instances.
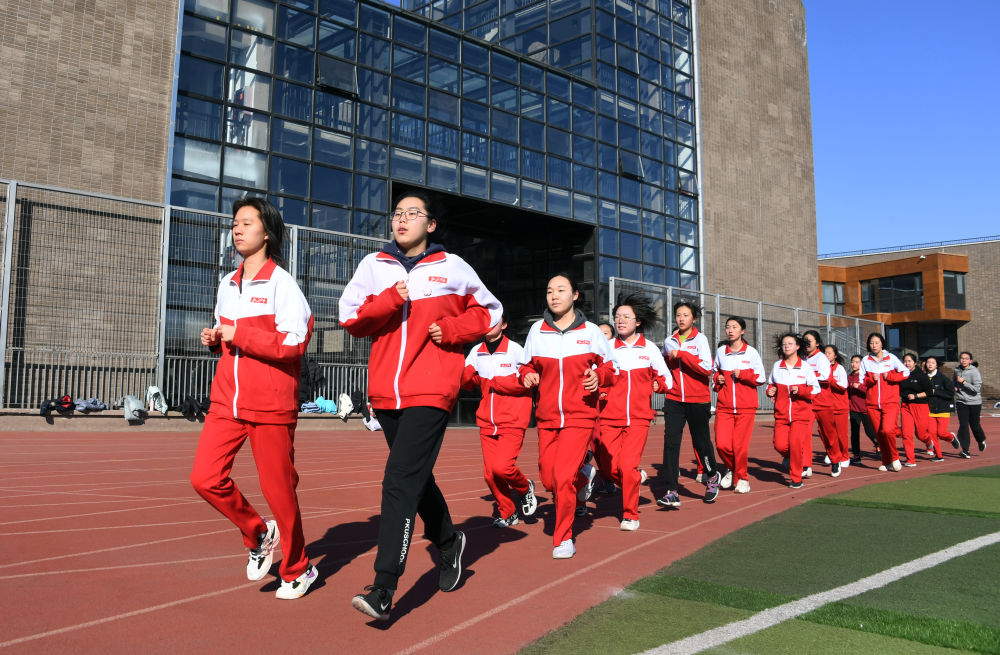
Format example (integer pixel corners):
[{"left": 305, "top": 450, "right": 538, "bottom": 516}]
[
  {"left": 541, "top": 307, "right": 588, "bottom": 334},
  {"left": 231, "top": 258, "right": 277, "bottom": 286},
  {"left": 379, "top": 240, "right": 446, "bottom": 272},
  {"left": 476, "top": 335, "right": 510, "bottom": 355},
  {"left": 614, "top": 334, "right": 647, "bottom": 349}
]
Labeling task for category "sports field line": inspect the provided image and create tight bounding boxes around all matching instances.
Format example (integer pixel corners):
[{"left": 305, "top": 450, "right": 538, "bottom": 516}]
[{"left": 640, "top": 529, "right": 1000, "bottom": 655}]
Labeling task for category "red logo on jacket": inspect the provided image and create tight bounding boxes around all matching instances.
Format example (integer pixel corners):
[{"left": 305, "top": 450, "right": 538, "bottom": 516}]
[
  {"left": 428, "top": 275, "right": 448, "bottom": 283},
  {"left": 500, "top": 363, "right": 512, "bottom": 367},
  {"left": 577, "top": 340, "right": 590, "bottom": 345},
  {"left": 250, "top": 297, "right": 268, "bottom": 304}
]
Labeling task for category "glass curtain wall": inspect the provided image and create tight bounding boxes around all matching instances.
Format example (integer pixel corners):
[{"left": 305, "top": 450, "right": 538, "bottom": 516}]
[{"left": 173, "top": 0, "right": 701, "bottom": 307}]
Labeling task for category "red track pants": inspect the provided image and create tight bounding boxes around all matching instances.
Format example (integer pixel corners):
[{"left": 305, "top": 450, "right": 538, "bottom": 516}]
[
  {"left": 773, "top": 417, "right": 810, "bottom": 483},
  {"left": 814, "top": 408, "right": 845, "bottom": 464},
  {"left": 538, "top": 425, "right": 592, "bottom": 547},
  {"left": 901, "top": 403, "right": 937, "bottom": 460},
  {"left": 190, "top": 412, "right": 308, "bottom": 582},
  {"left": 714, "top": 411, "right": 753, "bottom": 484},
  {"left": 597, "top": 420, "right": 651, "bottom": 521},
  {"left": 480, "top": 429, "right": 530, "bottom": 519},
  {"left": 928, "top": 415, "right": 953, "bottom": 454},
  {"left": 867, "top": 403, "right": 901, "bottom": 466},
  {"left": 835, "top": 412, "right": 850, "bottom": 463}
]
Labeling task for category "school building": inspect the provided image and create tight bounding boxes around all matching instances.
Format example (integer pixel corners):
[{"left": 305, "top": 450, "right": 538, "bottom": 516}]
[
  {"left": 818, "top": 236, "right": 1000, "bottom": 397},
  {"left": 0, "top": 0, "right": 821, "bottom": 409}
]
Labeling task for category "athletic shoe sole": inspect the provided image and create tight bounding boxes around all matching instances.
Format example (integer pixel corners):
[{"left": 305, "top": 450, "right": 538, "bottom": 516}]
[
  {"left": 352, "top": 595, "right": 390, "bottom": 620},
  {"left": 275, "top": 564, "right": 318, "bottom": 599}
]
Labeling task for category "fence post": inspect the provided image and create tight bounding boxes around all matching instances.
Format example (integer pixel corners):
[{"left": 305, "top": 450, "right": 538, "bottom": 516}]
[
  {"left": 855, "top": 319, "right": 861, "bottom": 355},
  {"left": 608, "top": 276, "right": 616, "bottom": 320},
  {"left": 756, "top": 300, "right": 763, "bottom": 353},
  {"left": 794, "top": 307, "right": 799, "bottom": 334},
  {"left": 826, "top": 312, "right": 832, "bottom": 348},
  {"left": 714, "top": 293, "right": 720, "bottom": 348},
  {"left": 289, "top": 225, "right": 299, "bottom": 279},
  {"left": 155, "top": 205, "right": 171, "bottom": 391},
  {"left": 0, "top": 181, "right": 18, "bottom": 409}
]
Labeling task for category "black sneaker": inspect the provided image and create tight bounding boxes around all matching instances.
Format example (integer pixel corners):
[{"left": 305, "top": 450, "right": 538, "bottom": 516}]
[
  {"left": 950, "top": 435, "right": 960, "bottom": 449},
  {"left": 703, "top": 472, "right": 721, "bottom": 503},
  {"left": 830, "top": 462, "right": 841, "bottom": 478},
  {"left": 438, "top": 531, "right": 466, "bottom": 592},
  {"left": 850, "top": 456, "right": 862, "bottom": 465},
  {"left": 977, "top": 439, "right": 986, "bottom": 452},
  {"left": 352, "top": 585, "right": 392, "bottom": 620},
  {"left": 789, "top": 481, "right": 804, "bottom": 489},
  {"left": 959, "top": 450, "right": 972, "bottom": 459}
]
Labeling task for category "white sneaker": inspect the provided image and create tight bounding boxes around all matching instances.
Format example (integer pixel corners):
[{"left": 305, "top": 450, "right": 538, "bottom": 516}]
[
  {"left": 841, "top": 459, "right": 851, "bottom": 468},
  {"left": 891, "top": 460, "right": 902, "bottom": 472},
  {"left": 578, "top": 464, "right": 597, "bottom": 502},
  {"left": 719, "top": 470, "right": 733, "bottom": 490},
  {"left": 802, "top": 467, "right": 813, "bottom": 479},
  {"left": 275, "top": 564, "right": 318, "bottom": 599},
  {"left": 695, "top": 473, "right": 703, "bottom": 483},
  {"left": 823, "top": 455, "right": 831, "bottom": 465},
  {"left": 336, "top": 392, "right": 353, "bottom": 421},
  {"left": 878, "top": 465, "right": 888, "bottom": 472},
  {"left": 247, "top": 520, "right": 280, "bottom": 581},
  {"left": 552, "top": 539, "right": 576, "bottom": 559},
  {"left": 639, "top": 468, "right": 648, "bottom": 484},
  {"left": 620, "top": 519, "right": 640, "bottom": 531},
  {"left": 734, "top": 479, "right": 750, "bottom": 494}
]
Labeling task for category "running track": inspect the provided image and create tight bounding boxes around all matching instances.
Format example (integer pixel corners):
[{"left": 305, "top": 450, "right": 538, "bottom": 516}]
[{"left": 1, "top": 415, "right": 997, "bottom": 653}]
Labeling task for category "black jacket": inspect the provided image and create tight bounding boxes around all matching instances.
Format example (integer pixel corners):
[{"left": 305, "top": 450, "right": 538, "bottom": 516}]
[
  {"left": 899, "top": 367, "right": 931, "bottom": 405},
  {"left": 926, "top": 371, "right": 954, "bottom": 414}
]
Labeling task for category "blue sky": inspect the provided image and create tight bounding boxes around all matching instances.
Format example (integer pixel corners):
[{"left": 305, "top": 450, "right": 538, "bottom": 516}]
[{"left": 804, "top": 1, "right": 1000, "bottom": 255}]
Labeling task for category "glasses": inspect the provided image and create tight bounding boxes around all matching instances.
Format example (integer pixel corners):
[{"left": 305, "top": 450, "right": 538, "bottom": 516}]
[
  {"left": 613, "top": 314, "right": 636, "bottom": 322},
  {"left": 390, "top": 208, "right": 429, "bottom": 223}
]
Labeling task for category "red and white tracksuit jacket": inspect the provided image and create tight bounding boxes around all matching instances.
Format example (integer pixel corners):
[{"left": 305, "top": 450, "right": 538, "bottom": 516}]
[
  {"left": 208, "top": 258, "right": 314, "bottom": 423},
  {"left": 662, "top": 328, "right": 713, "bottom": 403},
  {"left": 339, "top": 248, "right": 502, "bottom": 412},
  {"left": 805, "top": 350, "right": 842, "bottom": 462},
  {"left": 461, "top": 336, "right": 533, "bottom": 434},
  {"left": 804, "top": 350, "right": 833, "bottom": 410},
  {"left": 829, "top": 363, "right": 850, "bottom": 463},
  {"left": 859, "top": 352, "right": 909, "bottom": 408},
  {"left": 520, "top": 318, "right": 618, "bottom": 429},
  {"left": 713, "top": 343, "right": 765, "bottom": 484},
  {"left": 767, "top": 357, "right": 820, "bottom": 482},
  {"left": 713, "top": 344, "right": 766, "bottom": 414}
]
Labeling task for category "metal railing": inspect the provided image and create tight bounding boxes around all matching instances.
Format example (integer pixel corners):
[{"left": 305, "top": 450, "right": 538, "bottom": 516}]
[
  {"left": 608, "top": 277, "right": 884, "bottom": 412},
  {"left": 818, "top": 235, "right": 1000, "bottom": 259}
]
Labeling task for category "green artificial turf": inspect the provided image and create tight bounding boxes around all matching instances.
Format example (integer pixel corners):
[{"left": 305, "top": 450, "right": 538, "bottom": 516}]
[
  {"left": 944, "top": 464, "right": 1000, "bottom": 479},
  {"left": 817, "top": 474, "right": 1000, "bottom": 518},
  {"left": 630, "top": 575, "right": 794, "bottom": 612}
]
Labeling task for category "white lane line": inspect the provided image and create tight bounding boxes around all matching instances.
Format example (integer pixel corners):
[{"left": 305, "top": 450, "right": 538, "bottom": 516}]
[{"left": 641, "top": 530, "right": 1000, "bottom": 655}]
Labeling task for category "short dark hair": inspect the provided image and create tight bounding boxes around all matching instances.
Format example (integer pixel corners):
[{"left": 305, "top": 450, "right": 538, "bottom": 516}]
[
  {"left": 774, "top": 332, "right": 806, "bottom": 359},
  {"left": 393, "top": 189, "right": 444, "bottom": 243},
  {"left": 866, "top": 332, "right": 886, "bottom": 352},
  {"left": 232, "top": 197, "right": 287, "bottom": 269},
  {"left": 803, "top": 329, "right": 823, "bottom": 349},
  {"left": 672, "top": 299, "right": 701, "bottom": 320},
  {"left": 924, "top": 355, "right": 940, "bottom": 367},
  {"left": 613, "top": 293, "right": 658, "bottom": 334}
]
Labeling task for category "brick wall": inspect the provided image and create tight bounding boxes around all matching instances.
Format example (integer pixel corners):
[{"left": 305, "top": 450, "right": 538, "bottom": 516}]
[{"left": 0, "top": 0, "right": 178, "bottom": 202}]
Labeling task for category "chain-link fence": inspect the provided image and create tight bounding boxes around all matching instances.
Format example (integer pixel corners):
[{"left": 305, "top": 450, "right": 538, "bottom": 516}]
[
  {"left": 609, "top": 277, "right": 884, "bottom": 412},
  {"left": 0, "top": 179, "right": 382, "bottom": 410}
]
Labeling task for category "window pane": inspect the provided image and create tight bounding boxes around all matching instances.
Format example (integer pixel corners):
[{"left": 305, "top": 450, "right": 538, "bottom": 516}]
[
  {"left": 491, "top": 110, "right": 517, "bottom": 142},
  {"left": 358, "top": 34, "right": 388, "bottom": 68},
  {"left": 492, "top": 51, "right": 517, "bottom": 82},
  {"left": 185, "top": 0, "right": 228, "bottom": 21},
  {"left": 319, "top": 0, "right": 355, "bottom": 25},
  {"left": 599, "top": 228, "right": 617, "bottom": 255},
  {"left": 359, "top": 3, "right": 389, "bottom": 36},
  {"left": 394, "top": 45, "right": 426, "bottom": 83},
  {"left": 177, "top": 96, "right": 222, "bottom": 140},
  {"left": 391, "top": 113, "right": 425, "bottom": 149},
  {"left": 311, "top": 164, "right": 350, "bottom": 205},
  {"left": 313, "top": 128, "right": 351, "bottom": 167},
  {"left": 521, "top": 149, "right": 544, "bottom": 181},
  {"left": 462, "top": 133, "right": 488, "bottom": 166},
  {"left": 462, "top": 165, "right": 488, "bottom": 198},
  {"left": 391, "top": 147, "right": 424, "bottom": 183},
  {"left": 276, "top": 42, "right": 313, "bottom": 83},
  {"left": 173, "top": 136, "right": 221, "bottom": 181},
  {"left": 547, "top": 127, "right": 570, "bottom": 155},
  {"left": 273, "top": 80, "right": 310, "bottom": 120},
  {"left": 231, "top": 30, "right": 274, "bottom": 72},
  {"left": 521, "top": 90, "right": 544, "bottom": 120},
  {"left": 492, "top": 141, "right": 518, "bottom": 174},
  {"left": 491, "top": 172, "right": 517, "bottom": 204},
  {"left": 270, "top": 156, "right": 309, "bottom": 196},
  {"left": 225, "top": 107, "right": 269, "bottom": 149},
  {"left": 462, "top": 100, "right": 489, "bottom": 134},
  {"left": 428, "top": 57, "right": 459, "bottom": 93},
  {"left": 180, "top": 55, "right": 224, "bottom": 97},
  {"left": 278, "top": 7, "right": 314, "bottom": 46},
  {"left": 427, "top": 156, "right": 459, "bottom": 191},
  {"left": 573, "top": 193, "right": 595, "bottom": 223},
  {"left": 430, "top": 28, "right": 459, "bottom": 59},
  {"left": 233, "top": 0, "right": 275, "bottom": 35},
  {"left": 314, "top": 90, "right": 353, "bottom": 131},
  {"left": 182, "top": 15, "right": 227, "bottom": 60},
  {"left": 428, "top": 122, "right": 458, "bottom": 158},
  {"left": 492, "top": 79, "right": 518, "bottom": 111},
  {"left": 521, "top": 180, "right": 544, "bottom": 210},
  {"left": 573, "top": 164, "right": 595, "bottom": 193},
  {"left": 620, "top": 232, "right": 640, "bottom": 259},
  {"left": 428, "top": 90, "right": 459, "bottom": 123},
  {"left": 354, "top": 174, "right": 386, "bottom": 212},
  {"left": 547, "top": 157, "right": 571, "bottom": 187},
  {"left": 354, "top": 138, "right": 387, "bottom": 175},
  {"left": 463, "top": 69, "right": 488, "bottom": 103},
  {"left": 356, "top": 102, "right": 387, "bottom": 140},
  {"left": 354, "top": 209, "right": 386, "bottom": 237},
  {"left": 520, "top": 61, "right": 544, "bottom": 89},
  {"left": 463, "top": 41, "right": 489, "bottom": 71},
  {"left": 394, "top": 15, "right": 426, "bottom": 49},
  {"left": 223, "top": 146, "right": 267, "bottom": 188},
  {"left": 312, "top": 203, "right": 350, "bottom": 232},
  {"left": 548, "top": 186, "right": 571, "bottom": 217},
  {"left": 318, "top": 20, "right": 355, "bottom": 58},
  {"left": 357, "top": 68, "right": 389, "bottom": 105}
]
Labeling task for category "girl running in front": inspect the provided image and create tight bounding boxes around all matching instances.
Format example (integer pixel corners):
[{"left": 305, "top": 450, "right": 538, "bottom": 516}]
[
  {"left": 924, "top": 355, "right": 954, "bottom": 460},
  {"left": 658, "top": 300, "right": 728, "bottom": 508},
  {"left": 848, "top": 354, "right": 879, "bottom": 463},
  {"left": 521, "top": 274, "right": 618, "bottom": 558},
  {"left": 899, "top": 353, "right": 933, "bottom": 466},
  {"left": 712, "top": 317, "right": 766, "bottom": 494},
  {"left": 954, "top": 351, "right": 988, "bottom": 457},
  {"left": 340, "top": 190, "right": 502, "bottom": 621},
  {"left": 766, "top": 333, "right": 821, "bottom": 488},
  {"left": 461, "top": 315, "right": 538, "bottom": 528},
  {"left": 597, "top": 294, "right": 670, "bottom": 530},
  {"left": 859, "top": 332, "right": 909, "bottom": 472},
  {"left": 824, "top": 344, "right": 851, "bottom": 470},
  {"left": 190, "top": 197, "right": 317, "bottom": 600},
  {"left": 802, "top": 330, "right": 843, "bottom": 478}
]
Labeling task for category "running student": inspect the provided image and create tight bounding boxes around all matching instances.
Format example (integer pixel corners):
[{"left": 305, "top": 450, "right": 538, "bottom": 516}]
[
  {"left": 766, "top": 333, "right": 821, "bottom": 488},
  {"left": 924, "top": 355, "right": 954, "bottom": 461},
  {"left": 847, "top": 354, "right": 879, "bottom": 463},
  {"left": 461, "top": 315, "right": 538, "bottom": 528},
  {"left": 899, "top": 353, "right": 932, "bottom": 466},
  {"left": 190, "top": 198, "right": 317, "bottom": 600},
  {"left": 340, "top": 190, "right": 502, "bottom": 621},
  {"left": 953, "top": 351, "right": 988, "bottom": 458},
  {"left": 824, "top": 344, "right": 851, "bottom": 470},
  {"left": 859, "top": 332, "right": 909, "bottom": 472},
  {"left": 598, "top": 294, "right": 670, "bottom": 530},
  {"left": 521, "top": 274, "right": 618, "bottom": 559},
  {"left": 712, "top": 317, "right": 766, "bottom": 494},
  {"left": 802, "top": 330, "right": 843, "bottom": 478},
  {"left": 658, "top": 300, "right": 728, "bottom": 508}
]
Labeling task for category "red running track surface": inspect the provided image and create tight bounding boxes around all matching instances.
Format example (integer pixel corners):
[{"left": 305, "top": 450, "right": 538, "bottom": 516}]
[{"left": 1, "top": 415, "right": 997, "bottom": 653}]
